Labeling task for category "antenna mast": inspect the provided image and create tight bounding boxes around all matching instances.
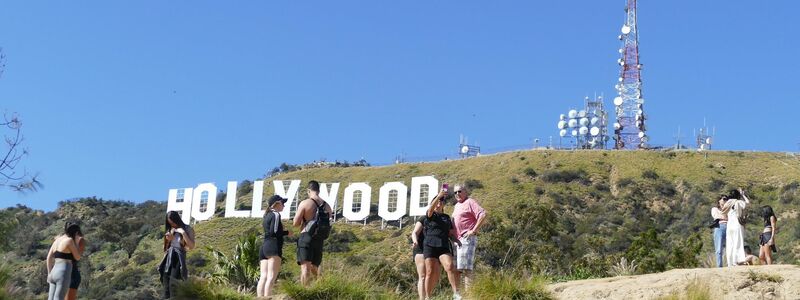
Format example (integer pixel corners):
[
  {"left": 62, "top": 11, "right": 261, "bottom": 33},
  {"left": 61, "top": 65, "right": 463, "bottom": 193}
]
[{"left": 613, "top": 0, "right": 648, "bottom": 149}]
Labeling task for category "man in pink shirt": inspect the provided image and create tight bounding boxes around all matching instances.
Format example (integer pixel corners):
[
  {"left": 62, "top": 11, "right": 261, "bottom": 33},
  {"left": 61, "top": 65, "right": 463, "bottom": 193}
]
[{"left": 452, "top": 183, "right": 487, "bottom": 289}]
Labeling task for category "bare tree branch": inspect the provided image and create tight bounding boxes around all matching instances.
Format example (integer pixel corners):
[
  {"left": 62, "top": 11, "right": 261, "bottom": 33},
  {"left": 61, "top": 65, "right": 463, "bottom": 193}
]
[{"left": 0, "top": 114, "right": 42, "bottom": 193}]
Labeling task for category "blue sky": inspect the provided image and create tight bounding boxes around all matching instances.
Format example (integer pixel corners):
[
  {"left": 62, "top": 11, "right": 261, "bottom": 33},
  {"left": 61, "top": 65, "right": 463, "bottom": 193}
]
[{"left": 1, "top": 1, "right": 798, "bottom": 211}]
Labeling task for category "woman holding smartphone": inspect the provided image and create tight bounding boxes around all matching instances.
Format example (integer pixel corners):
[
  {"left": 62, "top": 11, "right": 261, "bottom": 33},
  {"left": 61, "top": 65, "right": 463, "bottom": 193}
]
[
  {"left": 158, "top": 211, "right": 195, "bottom": 299},
  {"left": 422, "top": 186, "right": 462, "bottom": 300}
]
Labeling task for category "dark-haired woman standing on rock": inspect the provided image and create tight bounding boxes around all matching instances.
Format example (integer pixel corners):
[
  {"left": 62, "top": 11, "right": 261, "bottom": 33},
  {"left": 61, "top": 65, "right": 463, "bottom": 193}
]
[
  {"left": 759, "top": 205, "right": 778, "bottom": 265},
  {"left": 158, "top": 211, "right": 195, "bottom": 299},
  {"left": 46, "top": 222, "right": 82, "bottom": 300}
]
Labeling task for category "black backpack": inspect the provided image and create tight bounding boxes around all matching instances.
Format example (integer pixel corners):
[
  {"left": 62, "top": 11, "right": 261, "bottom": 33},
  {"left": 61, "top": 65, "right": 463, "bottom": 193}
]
[{"left": 307, "top": 200, "right": 332, "bottom": 240}]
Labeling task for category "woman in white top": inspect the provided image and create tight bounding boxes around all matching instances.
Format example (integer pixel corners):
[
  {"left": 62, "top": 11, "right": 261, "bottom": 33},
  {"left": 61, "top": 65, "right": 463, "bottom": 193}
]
[
  {"left": 710, "top": 195, "right": 728, "bottom": 267},
  {"left": 722, "top": 188, "right": 749, "bottom": 266}
]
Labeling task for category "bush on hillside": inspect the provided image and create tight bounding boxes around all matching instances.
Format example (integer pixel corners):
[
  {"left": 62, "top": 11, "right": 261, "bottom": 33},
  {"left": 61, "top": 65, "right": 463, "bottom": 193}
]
[
  {"left": 209, "top": 233, "right": 261, "bottom": 292},
  {"left": 467, "top": 271, "right": 554, "bottom": 300},
  {"left": 174, "top": 278, "right": 253, "bottom": 300},
  {"left": 524, "top": 167, "right": 538, "bottom": 178},
  {"left": 280, "top": 275, "right": 383, "bottom": 300},
  {"left": 667, "top": 232, "right": 703, "bottom": 269},
  {"left": 464, "top": 178, "right": 484, "bottom": 190},
  {"left": 642, "top": 169, "right": 659, "bottom": 180},
  {"left": 625, "top": 228, "right": 667, "bottom": 274},
  {"left": 324, "top": 229, "right": 360, "bottom": 253},
  {"left": 708, "top": 178, "right": 726, "bottom": 192},
  {"left": 540, "top": 169, "right": 588, "bottom": 184}
]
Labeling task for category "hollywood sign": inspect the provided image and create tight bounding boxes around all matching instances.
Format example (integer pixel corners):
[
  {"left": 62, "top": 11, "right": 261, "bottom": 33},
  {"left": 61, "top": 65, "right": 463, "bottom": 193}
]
[{"left": 167, "top": 176, "right": 440, "bottom": 224}]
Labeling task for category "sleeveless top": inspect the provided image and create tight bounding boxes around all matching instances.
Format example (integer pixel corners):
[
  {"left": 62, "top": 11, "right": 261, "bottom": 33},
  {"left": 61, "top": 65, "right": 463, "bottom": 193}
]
[
  {"left": 423, "top": 212, "right": 453, "bottom": 248},
  {"left": 54, "top": 251, "right": 75, "bottom": 260}
]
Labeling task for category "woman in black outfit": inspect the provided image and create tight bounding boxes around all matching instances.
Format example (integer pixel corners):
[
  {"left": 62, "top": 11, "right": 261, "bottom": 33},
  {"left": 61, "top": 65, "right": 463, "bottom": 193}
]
[
  {"left": 157, "top": 211, "right": 195, "bottom": 299},
  {"left": 257, "top": 195, "right": 290, "bottom": 298},
  {"left": 423, "top": 189, "right": 462, "bottom": 300}
]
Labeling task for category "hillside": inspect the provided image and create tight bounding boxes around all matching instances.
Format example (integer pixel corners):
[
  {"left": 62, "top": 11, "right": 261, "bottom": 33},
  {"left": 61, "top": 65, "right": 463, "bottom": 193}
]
[{"left": 2, "top": 150, "right": 800, "bottom": 299}]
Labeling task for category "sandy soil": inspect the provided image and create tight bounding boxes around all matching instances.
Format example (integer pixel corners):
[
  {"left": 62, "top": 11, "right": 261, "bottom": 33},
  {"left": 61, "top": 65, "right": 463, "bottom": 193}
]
[{"left": 548, "top": 264, "right": 800, "bottom": 300}]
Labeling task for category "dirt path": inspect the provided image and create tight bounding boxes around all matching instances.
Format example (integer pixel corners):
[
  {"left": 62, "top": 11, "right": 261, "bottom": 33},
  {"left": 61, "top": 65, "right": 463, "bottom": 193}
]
[{"left": 548, "top": 265, "right": 800, "bottom": 299}]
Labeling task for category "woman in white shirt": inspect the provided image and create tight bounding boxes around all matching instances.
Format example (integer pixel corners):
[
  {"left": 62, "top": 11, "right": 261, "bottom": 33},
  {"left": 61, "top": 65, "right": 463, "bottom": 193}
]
[{"left": 710, "top": 195, "right": 728, "bottom": 267}]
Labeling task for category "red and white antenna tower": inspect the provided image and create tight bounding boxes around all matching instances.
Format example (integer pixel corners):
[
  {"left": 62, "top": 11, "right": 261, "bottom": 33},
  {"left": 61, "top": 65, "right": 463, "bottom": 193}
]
[{"left": 612, "top": 0, "right": 648, "bottom": 149}]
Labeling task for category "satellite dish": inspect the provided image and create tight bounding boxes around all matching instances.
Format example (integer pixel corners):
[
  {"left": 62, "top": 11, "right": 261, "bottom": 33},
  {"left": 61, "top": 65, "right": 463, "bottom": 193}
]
[
  {"left": 579, "top": 118, "right": 589, "bottom": 126},
  {"left": 638, "top": 132, "right": 646, "bottom": 138},
  {"left": 589, "top": 139, "right": 597, "bottom": 146},
  {"left": 637, "top": 103, "right": 643, "bottom": 109},
  {"left": 461, "top": 146, "right": 470, "bottom": 154},
  {"left": 706, "top": 137, "right": 713, "bottom": 144},
  {"left": 637, "top": 64, "right": 643, "bottom": 69},
  {"left": 578, "top": 110, "right": 587, "bottom": 118},
  {"left": 613, "top": 122, "right": 621, "bottom": 130},
  {"left": 618, "top": 48, "right": 624, "bottom": 54},
  {"left": 579, "top": 126, "right": 589, "bottom": 135},
  {"left": 571, "top": 129, "right": 578, "bottom": 136},
  {"left": 613, "top": 97, "right": 624, "bottom": 106},
  {"left": 568, "top": 119, "right": 578, "bottom": 128},
  {"left": 590, "top": 127, "right": 600, "bottom": 136},
  {"left": 560, "top": 114, "right": 566, "bottom": 120},
  {"left": 557, "top": 120, "right": 567, "bottom": 129},
  {"left": 590, "top": 117, "right": 599, "bottom": 125},
  {"left": 618, "top": 77, "right": 624, "bottom": 82},
  {"left": 618, "top": 35, "right": 623, "bottom": 40},
  {"left": 621, "top": 25, "right": 631, "bottom": 34},
  {"left": 559, "top": 129, "right": 567, "bottom": 137},
  {"left": 568, "top": 109, "right": 578, "bottom": 118},
  {"left": 635, "top": 114, "right": 641, "bottom": 121}
]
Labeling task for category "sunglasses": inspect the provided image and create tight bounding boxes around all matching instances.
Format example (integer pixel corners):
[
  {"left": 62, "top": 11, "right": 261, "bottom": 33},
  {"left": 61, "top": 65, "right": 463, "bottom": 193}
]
[{"left": 455, "top": 190, "right": 465, "bottom": 194}]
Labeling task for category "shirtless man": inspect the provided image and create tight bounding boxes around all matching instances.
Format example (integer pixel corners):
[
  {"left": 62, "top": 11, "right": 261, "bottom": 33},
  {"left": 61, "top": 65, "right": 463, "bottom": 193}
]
[{"left": 292, "top": 180, "right": 333, "bottom": 286}]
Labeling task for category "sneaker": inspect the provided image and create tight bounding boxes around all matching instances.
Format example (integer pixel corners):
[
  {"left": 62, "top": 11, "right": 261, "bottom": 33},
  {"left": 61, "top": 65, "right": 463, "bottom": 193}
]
[{"left": 453, "top": 293, "right": 462, "bottom": 300}]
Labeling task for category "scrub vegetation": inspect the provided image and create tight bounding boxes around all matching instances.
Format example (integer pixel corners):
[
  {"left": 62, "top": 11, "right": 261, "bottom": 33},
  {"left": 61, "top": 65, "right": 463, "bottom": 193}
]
[{"left": 1, "top": 150, "right": 799, "bottom": 299}]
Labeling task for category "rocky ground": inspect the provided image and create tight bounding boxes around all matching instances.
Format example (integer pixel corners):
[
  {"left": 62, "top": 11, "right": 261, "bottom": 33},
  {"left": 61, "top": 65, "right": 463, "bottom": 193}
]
[{"left": 548, "top": 264, "right": 800, "bottom": 300}]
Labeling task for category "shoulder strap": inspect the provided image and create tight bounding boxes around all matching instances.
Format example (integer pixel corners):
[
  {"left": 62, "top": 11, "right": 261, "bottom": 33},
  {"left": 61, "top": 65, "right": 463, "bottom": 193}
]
[{"left": 272, "top": 211, "right": 281, "bottom": 233}]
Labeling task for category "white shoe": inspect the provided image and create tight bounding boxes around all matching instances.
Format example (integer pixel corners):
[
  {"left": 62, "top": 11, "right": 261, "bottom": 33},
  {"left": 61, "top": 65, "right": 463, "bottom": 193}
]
[{"left": 453, "top": 293, "right": 462, "bottom": 300}]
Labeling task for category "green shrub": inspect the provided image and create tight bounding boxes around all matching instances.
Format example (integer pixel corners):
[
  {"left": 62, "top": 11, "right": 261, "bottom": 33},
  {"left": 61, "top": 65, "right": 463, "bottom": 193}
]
[
  {"left": 325, "top": 229, "right": 360, "bottom": 253},
  {"left": 208, "top": 233, "right": 261, "bottom": 292},
  {"left": 468, "top": 271, "right": 554, "bottom": 300},
  {"left": 625, "top": 228, "right": 666, "bottom": 274},
  {"left": 464, "top": 179, "right": 484, "bottom": 190},
  {"left": 708, "top": 178, "right": 726, "bottom": 192},
  {"left": 174, "top": 278, "right": 253, "bottom": 300},
  {"left": 642, "top": 169, "right": 659, "bottom": 180},
  {"left": 656, "top": 278, "right": 711, "bottom": 300},
  {"left": 540, "top": 169, "right": 588, "bottom": 184},
  {"left": 280, "top": 275, "right": 388, "bottom": 300},
  {"left": 524, "top": 167, "right": 538, "bottom": 178},
  {"left": 134, "top": 251, "right": 156, "bottom": 265}
]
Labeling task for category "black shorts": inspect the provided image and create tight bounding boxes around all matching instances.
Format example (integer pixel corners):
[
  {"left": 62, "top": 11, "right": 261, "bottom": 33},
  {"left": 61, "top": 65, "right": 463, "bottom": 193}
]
[
  {"left": 260, "top": 238, "right": 283, "bottom": 260},
  {"left": 759, "top": 232, "right": 777, "bottom": 253},
  {"left": 412, "top": 246, "right": 424, "bottom": 261},
  {"left": 296, "top": 233, "right": 324, "bottom": 266},
  {"left": 423, "top": 245, "right": 452, "bottom": 259},
  {"left": 69, "top": 263, "right": 81, "bottom": 289}
]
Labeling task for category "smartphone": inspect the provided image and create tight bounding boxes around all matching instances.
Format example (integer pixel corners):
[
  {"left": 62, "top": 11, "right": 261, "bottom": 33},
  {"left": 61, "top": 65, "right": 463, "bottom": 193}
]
[{"left": 442, "top": 183, "right": 449, "bottom": 192}]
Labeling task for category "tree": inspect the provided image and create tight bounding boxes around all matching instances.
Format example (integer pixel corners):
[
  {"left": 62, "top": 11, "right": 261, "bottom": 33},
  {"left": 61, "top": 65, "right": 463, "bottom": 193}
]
[{"left": 1, "top": 48, "right": 41, "bottom": 192}]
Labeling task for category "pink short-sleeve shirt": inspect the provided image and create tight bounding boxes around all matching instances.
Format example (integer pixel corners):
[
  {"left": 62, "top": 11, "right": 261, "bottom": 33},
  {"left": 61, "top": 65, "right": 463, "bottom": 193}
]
[{"left": 453, "top": 198, "right": 486, "bottom": 238}]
